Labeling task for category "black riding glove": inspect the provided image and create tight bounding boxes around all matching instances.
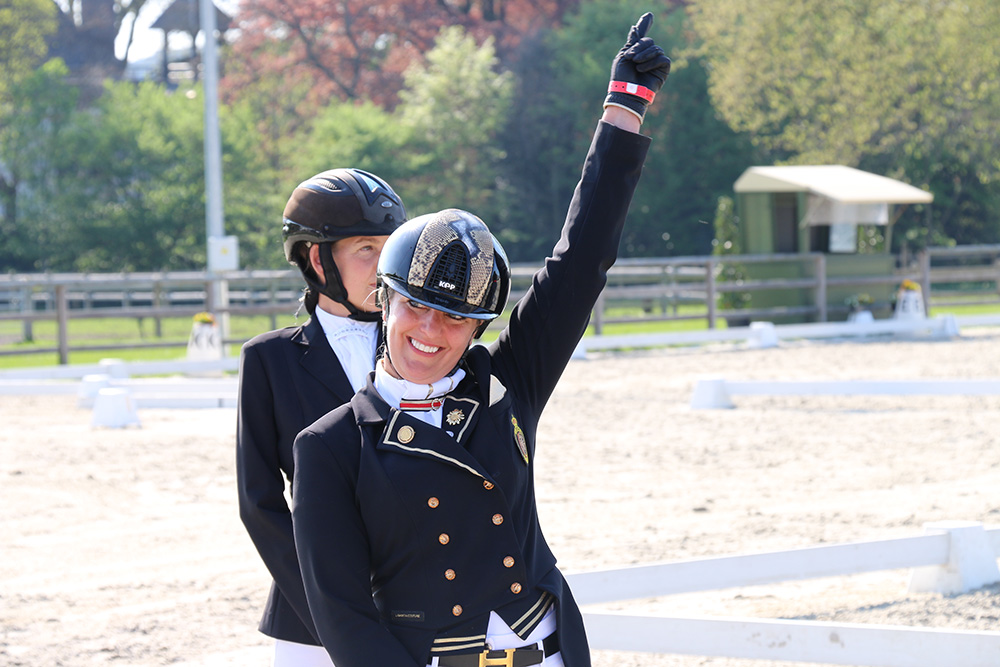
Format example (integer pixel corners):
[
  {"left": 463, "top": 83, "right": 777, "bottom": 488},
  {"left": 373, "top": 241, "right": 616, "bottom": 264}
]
[{"left": 604, "top": 12, "right": 671, "bottom": 122}]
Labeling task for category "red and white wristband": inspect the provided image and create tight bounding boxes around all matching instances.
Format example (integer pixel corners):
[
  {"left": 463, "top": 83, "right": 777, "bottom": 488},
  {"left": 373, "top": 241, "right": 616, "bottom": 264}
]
[{"left": 607, "top": 80, "right": 657, "bottom": 103}]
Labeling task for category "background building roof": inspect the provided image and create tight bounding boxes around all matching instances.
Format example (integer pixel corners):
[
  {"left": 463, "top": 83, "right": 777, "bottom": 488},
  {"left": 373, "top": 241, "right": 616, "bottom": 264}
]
[{"left": 734, "top": 165, "right": 933, "bottom": 205}]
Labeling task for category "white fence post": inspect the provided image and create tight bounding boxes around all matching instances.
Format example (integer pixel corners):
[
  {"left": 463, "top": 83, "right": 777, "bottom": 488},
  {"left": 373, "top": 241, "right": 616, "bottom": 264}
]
[
  {"left": 77, "top": 373, "right": 111, "bottom": 408},
  {"left": 748, "top": 321, "right": 778, "bottom": 348},
  {"left": 99, "top": 358, "right": 130, "bottom": 379},
  {"left": 91, "top": 387, "right": 141, "bottom": 429},
  {"left": 909, "top": 521, "right": 1000, "bottom": 595},
  {"left": 690, "top": 378, "right": 734, "bottom": 409}
]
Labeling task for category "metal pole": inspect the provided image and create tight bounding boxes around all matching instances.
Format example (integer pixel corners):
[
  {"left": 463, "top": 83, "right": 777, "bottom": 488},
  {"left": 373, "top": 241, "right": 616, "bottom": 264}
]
[
  {"left": 200, "top": 0, "right": 223, "bottom": 245},
  {"left": 199, "top": 0, "right": 228, "bottom": 341}
]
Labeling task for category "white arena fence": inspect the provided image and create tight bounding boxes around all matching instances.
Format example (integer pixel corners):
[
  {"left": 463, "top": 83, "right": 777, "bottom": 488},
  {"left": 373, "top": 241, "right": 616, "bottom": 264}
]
[
  {"left": 691, "top": 377, "right": 1000, "bottom": 409},
  {"left": 0, "top": 355, "right": 239, "bottom": 380},
  {"left": 0, "top": 312, "right": 996, "bottom": 424},
  {"left": 567, "top": 521, "right": 1000, "bottom": 666},
  {"left": 575, "top": 312, "right": 1000, "bottom": 358},
  {"left": 0, "top": 358, "right": 238, "bottom": 426}
]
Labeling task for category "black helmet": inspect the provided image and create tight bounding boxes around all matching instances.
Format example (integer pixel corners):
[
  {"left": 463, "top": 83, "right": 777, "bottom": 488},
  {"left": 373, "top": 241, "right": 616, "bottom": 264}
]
[
  {"left": 281, "top": 168, "right": 406, "bottom": 319},
  {"left": 377, "top": 209, "right": 510, "bottom": 336}
]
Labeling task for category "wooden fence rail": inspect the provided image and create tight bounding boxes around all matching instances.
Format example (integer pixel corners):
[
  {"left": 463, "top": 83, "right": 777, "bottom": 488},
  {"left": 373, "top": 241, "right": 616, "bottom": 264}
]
[{"left": 1, "top": 245, "right": 998, "bottom": 364}]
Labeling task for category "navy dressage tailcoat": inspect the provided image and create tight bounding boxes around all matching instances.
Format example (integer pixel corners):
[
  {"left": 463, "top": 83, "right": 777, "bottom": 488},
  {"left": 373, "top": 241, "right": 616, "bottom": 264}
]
[
  {"left": 291, "top": 121, "right": 651, "bottom": 667},
  {"left": 237, "top": 315, "right": 357, "bottom": 645}
]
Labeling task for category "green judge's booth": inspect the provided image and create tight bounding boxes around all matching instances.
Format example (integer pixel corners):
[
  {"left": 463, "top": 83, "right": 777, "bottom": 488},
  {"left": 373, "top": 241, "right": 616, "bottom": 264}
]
[{"left": 732, "top": 165, "right": 934, "bottom": 322}]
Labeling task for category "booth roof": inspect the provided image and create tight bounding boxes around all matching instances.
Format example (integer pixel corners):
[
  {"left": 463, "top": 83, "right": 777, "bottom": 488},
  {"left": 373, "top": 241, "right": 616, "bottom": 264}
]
[
  {"left": 734, "top": 165, "right": 933, "bottom": 205},
  {"left": 151, "top": 0, "right": 232, "bottom": 33}
]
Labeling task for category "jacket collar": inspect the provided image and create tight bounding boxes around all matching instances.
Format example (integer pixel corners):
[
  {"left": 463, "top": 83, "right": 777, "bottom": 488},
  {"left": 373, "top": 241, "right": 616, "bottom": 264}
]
[{"left": 352, "top": 374, "right": 488, "bottom": 479}]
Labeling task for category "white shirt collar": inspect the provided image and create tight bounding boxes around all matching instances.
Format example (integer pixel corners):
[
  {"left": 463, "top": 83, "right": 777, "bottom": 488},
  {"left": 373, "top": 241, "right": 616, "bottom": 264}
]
[
  {"left": 374, "top": 359, "right": 466, "bottom": 410},
  {"left": 314, "top": 306, "right": 379, "bottom": 340},
  {"left": 314, "top": 307, "right": 379, "bottom": 393}
]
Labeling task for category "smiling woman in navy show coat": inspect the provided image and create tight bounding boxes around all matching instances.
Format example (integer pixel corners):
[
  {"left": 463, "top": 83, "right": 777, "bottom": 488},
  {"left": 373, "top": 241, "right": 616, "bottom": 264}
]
[{"left": 291, "top": 13, "right": 670, "bottom": 667}]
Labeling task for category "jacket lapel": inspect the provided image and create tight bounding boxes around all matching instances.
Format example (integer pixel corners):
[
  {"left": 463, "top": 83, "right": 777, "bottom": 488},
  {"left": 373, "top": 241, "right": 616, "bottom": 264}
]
[
  {"left": 294, "top": 317, "right": 355, "bottom": 403},
  {"left": 379, "top": 411, "right": 489, "bottom": 480},
  {"left": 438, "top": 395, "right": 479, "bottom": 444},
  {"left": 353, "top": 379, "right": 488, "bottom": 479}
]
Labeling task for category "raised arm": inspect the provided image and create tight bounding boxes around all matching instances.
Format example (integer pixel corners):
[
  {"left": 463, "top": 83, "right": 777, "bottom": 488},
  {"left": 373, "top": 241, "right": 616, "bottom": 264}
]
[{"left": 491, "top": 13, "right": 671, "bottom": 411}]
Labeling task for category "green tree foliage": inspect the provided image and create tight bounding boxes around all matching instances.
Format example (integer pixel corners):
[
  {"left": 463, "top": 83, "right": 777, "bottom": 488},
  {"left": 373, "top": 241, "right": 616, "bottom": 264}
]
[
  {"left": 4, "top": 80, "right": 278, "bottom": 272},
  {"left": 0, "top": 0, "right": 56, "bottom": 100},
  {"left": 395, "top": 26, "right": 514, "bottom": 220},
  {"left": 689, "top": 0, "right": 1000, "bottom": 248},
  {"left": 221, "top": 53, "right": 319, "bottom": 177},
  {"left": 494, "top": 5, "right": 621, "bottom": 261},
  {"left": 45, "top": 82, "right": 216, "bottom": 271},
  {"left": 630, "top": 7, "right": 757, "bottom": 257},
  {"left": 0, "top": 59, "right": 78, "bottom": 272},
  {"left": 292, "top": 101, "right": 414, "bottom": 196},
  {"left": 0, "top": 0, "right": 60, "bottom": 269},
  {"left": 496, "top": 0, "right": 756, "bottom": 260},
  {"left": 247, "top": 99, "right": 418, "bottom": 269},
  {"left": 9, "top": 0, "right": 1000, "bottom": 278}
]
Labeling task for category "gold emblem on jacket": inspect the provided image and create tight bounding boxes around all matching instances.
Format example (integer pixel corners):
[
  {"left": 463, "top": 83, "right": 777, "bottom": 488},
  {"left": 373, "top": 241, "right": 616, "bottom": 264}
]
[
  {"left": 446, "top": 409, "right": 465, "bottom": 426},
  {"left": 511, "top": 416, "right": 528, "bottom": 464}
]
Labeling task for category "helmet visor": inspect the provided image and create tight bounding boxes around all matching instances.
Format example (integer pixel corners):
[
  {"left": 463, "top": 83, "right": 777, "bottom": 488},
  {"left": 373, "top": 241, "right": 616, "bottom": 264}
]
[{"left": 381, "top": 275, "right": 498, "bottom": 320}]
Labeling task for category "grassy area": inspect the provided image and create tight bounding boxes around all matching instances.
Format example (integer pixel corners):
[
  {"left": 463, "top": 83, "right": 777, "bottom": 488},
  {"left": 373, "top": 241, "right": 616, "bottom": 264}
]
[
  {"left": 928, "top": 302, "right": 1000, "bottom": 317},
  {"left": 2, "top": 301, "right": 997, "bottom": 370},
  {"left": 0, "top": 314, "right": 304, "bottom": 369}
]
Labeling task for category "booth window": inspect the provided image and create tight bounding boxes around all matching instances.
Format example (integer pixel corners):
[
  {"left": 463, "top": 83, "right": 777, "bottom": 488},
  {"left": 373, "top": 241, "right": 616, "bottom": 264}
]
[{"left": 809, "top": 225, "right": 831, "bottom": 253}]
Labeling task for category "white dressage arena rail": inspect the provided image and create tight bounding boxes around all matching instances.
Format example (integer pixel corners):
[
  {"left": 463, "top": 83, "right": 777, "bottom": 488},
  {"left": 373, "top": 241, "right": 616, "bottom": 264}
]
[
  {"left": 0, "top": 358, "right": 239, "bottom": 426},
  {"left": 691, "top": 377, "right": 1000, "bottom": 409},
  {"left": 568, "top": 521, "right": 1000, "bottom": 666},
  {"left": 573, "top": 313, "right": 1000, "bottom": 357},
  {"left": 0, "top": 356, "right": 239, "bottom": 380},
  {"left": 581, "top": 613, "right": 1000, "bottom": 666}
]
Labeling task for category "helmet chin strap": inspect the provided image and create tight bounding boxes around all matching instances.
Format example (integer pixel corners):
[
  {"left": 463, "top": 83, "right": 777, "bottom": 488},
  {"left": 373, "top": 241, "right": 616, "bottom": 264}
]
[{"left": 313, "top": 243, "right": 380, "bottom": 322}]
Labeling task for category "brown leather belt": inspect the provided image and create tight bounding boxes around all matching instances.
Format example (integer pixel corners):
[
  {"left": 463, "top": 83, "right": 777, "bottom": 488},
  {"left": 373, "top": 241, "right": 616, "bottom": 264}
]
[{"left": 436, "top": 633, "right": 559, "bottom": 667}]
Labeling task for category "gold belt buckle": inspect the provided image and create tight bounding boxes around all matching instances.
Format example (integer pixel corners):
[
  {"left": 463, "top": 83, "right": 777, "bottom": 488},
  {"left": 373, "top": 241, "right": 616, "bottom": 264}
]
[{"left": 479, "top": 648, "right": 516, "bottom": 667}]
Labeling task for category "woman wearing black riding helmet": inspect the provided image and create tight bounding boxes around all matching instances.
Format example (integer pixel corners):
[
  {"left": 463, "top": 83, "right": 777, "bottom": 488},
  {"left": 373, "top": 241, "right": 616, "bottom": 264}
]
[
  {"left": 237, "top": 168, "right": 406, "bottom": 666},
  {"left": 291, "top": 14, "right": 670, "bottom": 667}
]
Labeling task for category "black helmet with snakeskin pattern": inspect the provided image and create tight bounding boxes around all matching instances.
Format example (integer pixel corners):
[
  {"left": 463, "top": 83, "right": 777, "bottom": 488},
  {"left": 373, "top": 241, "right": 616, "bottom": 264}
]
[{"left": 377, "top": 209, "right": 510, "bottom": 336}]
